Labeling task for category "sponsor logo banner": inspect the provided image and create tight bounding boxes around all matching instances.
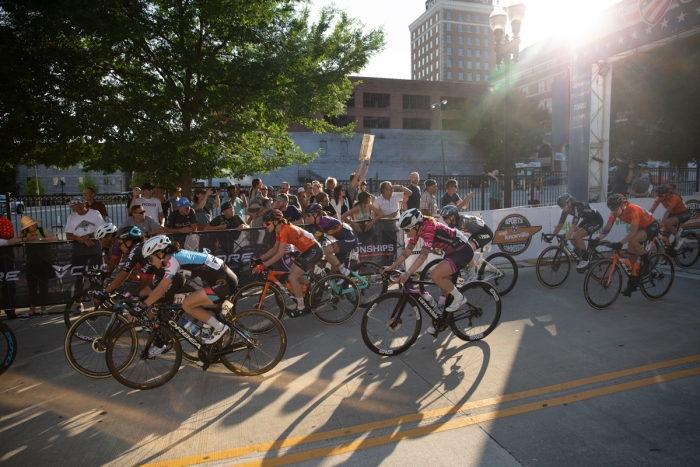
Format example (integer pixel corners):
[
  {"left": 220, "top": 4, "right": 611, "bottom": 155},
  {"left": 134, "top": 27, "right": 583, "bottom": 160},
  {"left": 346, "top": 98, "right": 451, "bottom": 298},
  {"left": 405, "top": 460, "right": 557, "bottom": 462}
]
[{"left": 493, "top": 214, "right": 542, "bottom": 256}]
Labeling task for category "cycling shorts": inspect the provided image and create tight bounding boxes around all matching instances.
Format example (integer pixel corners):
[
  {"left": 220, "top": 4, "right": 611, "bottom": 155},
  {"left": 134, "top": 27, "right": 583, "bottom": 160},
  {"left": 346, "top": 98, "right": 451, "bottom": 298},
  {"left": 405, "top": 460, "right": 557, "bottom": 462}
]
[
  {"left": 469, "top": 226, "right": 494, "bottom": 250},
  {"left": 147, "top": 272, "right": 185, "bottom": 301},
  {"left": 294, "top": 243, "right": 324, "bottom": 271},
  {"left": 331, "top": 237, "right": 359, "bottom": 264},
  {"left": 669, "top": 210, "right": 692, "bottom": 225},
  {"left": 442, "top": 244, "right": 474, "bottom": 274},
  {"left": 577, "top": 213, "right": 604, "bottom": 236},
  {"left": 641, "top": 220, "right": 661, "bottom": 242},
  {"left": 202, "top": 266, "right": 239, "bottom": 304}
]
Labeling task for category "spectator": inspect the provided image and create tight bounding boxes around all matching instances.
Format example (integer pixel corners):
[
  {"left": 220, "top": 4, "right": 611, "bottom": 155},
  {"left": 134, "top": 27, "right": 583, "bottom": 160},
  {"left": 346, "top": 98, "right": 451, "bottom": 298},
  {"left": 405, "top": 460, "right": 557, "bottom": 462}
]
[
  {"left": 120, "top": 205, "right": 164, "bottom": 237},
  {"left": 164, "top": 197, "right": 197, "bottom": 244},
  {"left": 248, "top": 185, "right": 271, "bottom": 227},
  {"left": 205, "top": 202, "right": 249, "bottom": 231},
  {"left": 297, "top": 187, "right": 307, "bottom": 211},
  {"left": 358, "top": 180, "right": 374, "bottom": 202},
  {"left": 18, "top": 216, "right": 57, "bottom": 319},
  {"left": 311, "top": 181, "right": 323, "bottom": 204},
  {"left": 130, "top": 182, "right": 164, "bottom": 225},
  {"left": 222, "top": 185, "right": 247, "bottom": 218},
  {"left": 610, "top": 157, "right": 636, "bottom": 195},
  {"left": 315, "top": 191, "right": 337, "bottom": 217},
  {"left": 487, "top": 170, "right": 503, "bottom": 210},
  {"left": 64, "top": 197, "right": 104, "bottom": 296},
  {"left": 342, "top": 191, "right": 381, "bottom": 234},
  {"left": 193, "top": 187, "right": 220, "bottom": 228},
  {"left": 405, "top": 172, "right": 422, "bottom": 211},
  {"left": 83, "top": 186, "right": 107, "bottom": 220},
  {"left": 0, "top": 214, "right": 21, "bottom": 319},
  {"left": 325, "top": 177, "right": 337, "bottom": 196},
  {"left": 373, "top": 181, "right": 412, "bottom": 219},
  {"left": 272, "top": 193, "right": 304, "bottom": 224},
  {"left": 164, "top": 187, "right": 181, "bottom": 220},
  {"left": 630, "top": 166, "right": 652, "bottom": 198},
  {"left": 347, "top": 158, "right": 371, "bottom": 206},
  {"left": 278, "top": 182, "right": 299, "bottom": 209},
  {"left": 420, "top": 179, "right": 439, "bottom": 216},
  {"left": 441, "top": 179, "right": 473, "bottom": 210},
  {"left": 528, "top": 179, "right": 541, "bottom": 206},
  {"left": 330, "top": 185, "right": 350, "bottom": 219}
]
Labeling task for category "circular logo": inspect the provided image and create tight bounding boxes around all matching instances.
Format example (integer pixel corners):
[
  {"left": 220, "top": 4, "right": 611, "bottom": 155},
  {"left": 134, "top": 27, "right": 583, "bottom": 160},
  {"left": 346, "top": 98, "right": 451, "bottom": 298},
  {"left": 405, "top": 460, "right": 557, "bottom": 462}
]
[{"left": 494, "top": 214, "right": 541, "bottom": 256}]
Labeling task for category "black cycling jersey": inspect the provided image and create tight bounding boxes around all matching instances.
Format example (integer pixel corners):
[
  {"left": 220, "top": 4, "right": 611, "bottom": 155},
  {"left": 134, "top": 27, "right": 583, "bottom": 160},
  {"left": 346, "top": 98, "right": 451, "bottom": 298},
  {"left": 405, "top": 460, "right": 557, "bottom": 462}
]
[
  {"left": 559, "top": 201, "right": 600, "bottom": 226},
  {"left": 121, "top": 243, "right": 159, "bottom": 276}
]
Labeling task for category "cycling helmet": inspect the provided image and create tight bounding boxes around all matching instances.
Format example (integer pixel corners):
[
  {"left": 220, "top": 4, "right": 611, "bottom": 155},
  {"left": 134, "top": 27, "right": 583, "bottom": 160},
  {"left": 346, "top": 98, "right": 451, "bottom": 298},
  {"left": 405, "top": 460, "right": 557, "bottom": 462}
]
[
  {"left": 399, "top": 208, "right": 423, "bottom": 230},
  {"left": 117, "top": 225, "right": 143, "bottom": 242},
  {"left": 305, "top": 203, "right": 324, "bottom": 216},
  {"left": 607, "top": 193, "right": 627, "bottom": 210},
  {"left": 141, "top": 235, "right": 173, "bottom": 257},
  {"left": 557, "top": 193, "right": 575, "bottom": 208},
  {"left": 440, "top": 205, "right": 459, "bottom": 219},
  {"left": 94, "top": 223, "right": 118, "bottom": 239},
  {"left": 262, "top": 209, "right": 283, "bottom": 223},
  {"left": 655, "top": 185, "right": 670, "bottom": 195}
]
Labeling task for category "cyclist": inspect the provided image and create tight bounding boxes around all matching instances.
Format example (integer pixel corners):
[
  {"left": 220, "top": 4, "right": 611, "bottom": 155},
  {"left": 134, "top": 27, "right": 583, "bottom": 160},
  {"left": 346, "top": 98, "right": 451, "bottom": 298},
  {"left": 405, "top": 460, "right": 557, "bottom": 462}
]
[
  {"left": 254, "top": 209, "right": 324, "bottom": 318},
  {"left": 439, "top": 205, "right": 493, "bottom": 281},
  {"left": 94, "top": 223, "right": 119, "bottom": 271},
  {"left": 137, "top": 235, "right": 239, "bottom": 349},
  {"left": 548, "top": 193, "right": 604, "bottom": 268},
  {"left": 304, "top": 204, "right": 357, "bottom": 275},
  {"left": 649, "top": 185, "right": 691, "bottom": 250},
  {"left": 382, "top": 208, "right": 474, "bottom": 321},
  {"left": 596, "top": 194, "right": 660, "bottom": 296}
]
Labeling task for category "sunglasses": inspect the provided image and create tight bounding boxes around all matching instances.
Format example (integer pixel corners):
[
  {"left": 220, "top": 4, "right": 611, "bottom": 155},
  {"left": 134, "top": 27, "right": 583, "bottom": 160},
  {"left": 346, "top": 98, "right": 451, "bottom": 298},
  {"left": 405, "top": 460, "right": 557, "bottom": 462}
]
[
  {"left": 403, "top": 227, "right": 414, "bottom": 233},
  {"left": 264, "top": 222, "right": 273, "bottom": 226},
  {"left": 134, "top": 211, "right": 145, "bottom": 214}
]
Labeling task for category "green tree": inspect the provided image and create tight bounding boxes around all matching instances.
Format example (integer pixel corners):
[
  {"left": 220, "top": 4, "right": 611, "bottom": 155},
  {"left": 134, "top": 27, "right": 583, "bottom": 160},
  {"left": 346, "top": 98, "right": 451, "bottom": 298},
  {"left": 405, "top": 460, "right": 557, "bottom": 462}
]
[
  {"left": 0, "top": 1, "right": 385, "bottom": 197},
  {"left": 78, "top": 174, "right": 97, "bottom": 193},
  {"left": 24, "top": 176, "right": 46, "bottom": 195}
]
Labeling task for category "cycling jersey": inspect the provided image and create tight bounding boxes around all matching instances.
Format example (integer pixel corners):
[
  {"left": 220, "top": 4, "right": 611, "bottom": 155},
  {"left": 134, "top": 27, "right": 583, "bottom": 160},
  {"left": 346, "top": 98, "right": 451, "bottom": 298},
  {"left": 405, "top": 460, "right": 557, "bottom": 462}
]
[
  {"left": 163, "top": 250, "right": 225, "bottom": 282},
  {"left": 121, "top": 242, "right": 159, "bottom": 277},
  {"left": 607, "top": 204, "right": 655, "bottom": 228},
  {"left": 276, "top": 224, "right": 317, "bottom": 252},
  {"left": 409, "top": 218, "right": 468, "bottom": 254},
  {"left": 314, "top": 216, "right": 356, "bottom": 241},
  {"left": 456, "top": 215, "right": 485, "bottom": 235},
  {"left": 559, "top": 201, "right": 600, "bottom": 226},
  {"left": 652, "top": 193, "right": 688, "bottom": 216}
]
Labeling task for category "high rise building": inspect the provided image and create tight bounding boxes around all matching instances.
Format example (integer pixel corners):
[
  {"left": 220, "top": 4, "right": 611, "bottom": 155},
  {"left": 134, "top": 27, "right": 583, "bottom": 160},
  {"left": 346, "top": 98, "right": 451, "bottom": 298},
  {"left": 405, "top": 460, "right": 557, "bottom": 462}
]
[{"left": 409, "top": 0, "right": 495, "bottom": 84}]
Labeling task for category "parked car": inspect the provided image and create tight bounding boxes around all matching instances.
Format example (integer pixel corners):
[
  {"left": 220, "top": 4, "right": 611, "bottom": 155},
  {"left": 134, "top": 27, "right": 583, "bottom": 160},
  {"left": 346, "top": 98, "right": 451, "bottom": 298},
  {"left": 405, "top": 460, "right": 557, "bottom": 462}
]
[{"left": 0, "top": 194, "right": 25, "bottom": 215}]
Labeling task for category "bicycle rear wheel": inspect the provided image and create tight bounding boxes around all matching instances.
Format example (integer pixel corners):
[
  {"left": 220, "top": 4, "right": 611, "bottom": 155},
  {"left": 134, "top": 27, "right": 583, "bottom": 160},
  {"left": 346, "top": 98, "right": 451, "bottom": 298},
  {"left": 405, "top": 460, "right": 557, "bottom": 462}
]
[
  {"left": 220, "top": 310, "right": 287, "bottom": 376},
  {"left": 583, "top": 259, "right": 622, "bottom": 310},
  {"left": 0, "top": 322, "right": 17, "bottom": 376},
  {"left": 309, "top": 274, "right": 360, "bottom": 325},
  {"left": 64, "top": 311, "right": 137, "bottom": 378},
  {"left": 360, "top": 293, "right": 421, "bottom": 356},
  {"left": 350, "top": 261, "right": 388, "bottom": 307},
  {"left": 536, "top": 246, "right": 571, "bottom": 288},
  {"left": 231, "top": 282, "right": 286, "bottom": 320},
  {"left": 106, "top": 323, "right": 182, "bottom": 390},
  {"left": 641, "top": 253, "right": 674, "bottom": 300},
  {"left": 63, "top": 289, "right": 110, "bottom": 329},
  {"left": 481, "top": 252, "right": 518, "bottom": 296},
  {"left": 449, "top": 281, "right": 502, "bottom": 341},
  {"left": 674, "top": 231, "right": 700, "bottom": 268}
]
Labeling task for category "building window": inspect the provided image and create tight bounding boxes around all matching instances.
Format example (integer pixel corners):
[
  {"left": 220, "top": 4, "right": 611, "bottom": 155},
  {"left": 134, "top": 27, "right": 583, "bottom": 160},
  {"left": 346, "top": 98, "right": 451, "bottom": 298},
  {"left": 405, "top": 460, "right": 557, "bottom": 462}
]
[
  {"left": 476, "top": 49, "right": 481, "bottom": 57},
  {"left": 413, "top": 32, "right": 416, "bottom": 39},
  {"left": 363, "top": 117, "right": 390, "bottom": 129},
  {"left": 413, "top": 64, "right": 416, "bottom": 71},
  {"left": 476, "top": 26, "right": 481, "bottom": 34},
  {"left": 447, "top": 47, "right": 452, "bottom": 55},
  {"left": 436, "top": 49, "right": 439, "bottom": 56},
  {"left": 53, "top": 177, "right": 58, "bottom": 186},
  {"left": 442, "top": 97, "right": 467, "bottom": 111},
  {"left": 485, "top": 74, "right": 489, "bottom": 81},
  {"left": 458, "top": 36, "right": 463, "bottom": 44},
  {"left": 484, "top": 50, "right": 489, "bottom": 58},
  {"left": 78, "top": 176, "right": 84, "bottom": 184},
  {"left": 447, "top": 71, "right": 453, "bottom": 80},
  {"left": 458, "top": 72, "right": 464, "bottom": 81},
  {"left": 467, "top": 73, "right": 472, "bottom": 81},
  {"left": 458, "top": 48, "right": 463, "bottom": 56},
  {"left": 458, "top": 24, "right": 463, "bottom": 32},
  {"left": 447, "top": 59, "right": 452, "bottom": 67},
  {"left": 476, "top": 14, "right": 480, "bottom": 22},
  {"left": 436, "top": 73, "right": 439, "bottom": 80},
  {"left": 446, "top": 35, "right": 451, "bottom": 43},
  {"left": 430, "top": 64, "right": 433, "bottom": 72},
  {"left": 446, "top": 11, "right": 451, "bottom": 19},
  {"left": 467, "top": 25, "right": 472, "bottom": 33},
  {"left": 320, "top": 140, "right": 327, "bottom": 155},
  {"left": 403, "top": 118, "right": 432, "bottom": 130},
  {"left": 446, "top": 23, "right": 451, "bottom": 31},
  {"left": 340, "top": 141, "right": 348, "bottom": 155},
  {"left": 442, "top": 119, "right": 463, "bottom": 131},
  {"left": 430, "top": 52, "right": 433, "bottom": 60},
  {"left": 484, "top": 62, "right": 489, "bottom": 70},
  {"left": 477, "top": 38, "right": 482, "bottom": 46},
  {"left": 467, "top": 37, "right": 472, "bottom": 45},
  {"left": 363, "top": 93, "right": 390, "bottom": 108},
  {"left": 467, "top": 61, "right": 472, "bottom": 69},
  {"left": 458, "top": 60, "right": 464, "bottom": 68},
  {"left": 476, "top": 62, "right": 481, "bottom": 70},
  {"left": 467, "top": 13, "right": 472, "bottom": 21},
  {"left": 538, "top": 81, "right": 545, "bottom": 93},
  {"left": 325, "top": 115, "right": 356, "bottom": 126},
  {"left": 467, "top": 49, "right": 472, "bottom": 57},
  {"left": 347, "top": 92, "right": 355, "bottom": 107},
  {"left": 476, "top": 74, "right": 481, "bottom": 82},
  {"left": 458, "top": 12, "right": 463, "bottom": 21}
]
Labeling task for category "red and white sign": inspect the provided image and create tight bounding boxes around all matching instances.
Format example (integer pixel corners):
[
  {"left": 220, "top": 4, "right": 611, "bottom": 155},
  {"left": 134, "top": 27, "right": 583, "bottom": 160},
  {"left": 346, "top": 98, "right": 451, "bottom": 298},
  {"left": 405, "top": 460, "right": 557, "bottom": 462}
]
[{"left": 640, "top": 0, "right": 673, "bottom": 25}]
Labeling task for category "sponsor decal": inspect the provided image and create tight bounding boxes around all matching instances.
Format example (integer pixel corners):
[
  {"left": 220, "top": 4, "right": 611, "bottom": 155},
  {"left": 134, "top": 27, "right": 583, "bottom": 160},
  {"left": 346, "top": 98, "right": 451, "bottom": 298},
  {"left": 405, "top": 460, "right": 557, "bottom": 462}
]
[
  {"left": 681, "top": 199, "right": 700, "bottom": 230},
  {"left": 216, "top": 252, "right": 255, "bottom": 266},
  {"left": 356, "top": 243, "right": 395, "bottom": 257},
  {"left": 493, "top": 214, "right": 542, "bottom": 256},
  {"left": 0, "top": 271, "right": 20, "bottom": 282},
  {"left": 53, "top": 264, "right": 72, "bottom": 279}
]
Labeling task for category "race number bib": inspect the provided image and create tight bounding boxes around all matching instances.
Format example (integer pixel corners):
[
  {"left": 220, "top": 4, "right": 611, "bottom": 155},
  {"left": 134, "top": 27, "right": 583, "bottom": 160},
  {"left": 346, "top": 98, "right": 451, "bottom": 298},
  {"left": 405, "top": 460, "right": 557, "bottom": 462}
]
[{"left": 221, "top": 299, "right": 233, "bottom": 317}]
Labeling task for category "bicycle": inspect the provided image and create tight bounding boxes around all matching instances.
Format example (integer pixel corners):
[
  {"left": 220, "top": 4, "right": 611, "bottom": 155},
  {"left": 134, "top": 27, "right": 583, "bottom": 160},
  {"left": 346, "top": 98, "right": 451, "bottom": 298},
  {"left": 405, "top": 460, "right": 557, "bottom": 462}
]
[
  {"left": 536, "top": 233, "right": 612, "bottom": 288},
  {"left": 652, "top": 227, "right": 700, "bottom": 268},
  {"left": 105, "top": 299, "right": 287, "bottom": 390},
  {"left": 360, "top": 271, "right": 501, "bottom": 356},
  {"left": 583, "top": 247, "right": 674, "bottom": 310},
  {"left": 0, "top": 320, "right": 18, "bottom": 376}
]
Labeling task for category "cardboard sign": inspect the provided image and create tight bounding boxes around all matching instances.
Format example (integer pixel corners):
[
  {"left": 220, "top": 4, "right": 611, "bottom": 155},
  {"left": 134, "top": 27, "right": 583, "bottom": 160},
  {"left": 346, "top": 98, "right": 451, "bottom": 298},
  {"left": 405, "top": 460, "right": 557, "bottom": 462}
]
[{"left": 359, "top": 134, "right": 374, "bottom": 161}]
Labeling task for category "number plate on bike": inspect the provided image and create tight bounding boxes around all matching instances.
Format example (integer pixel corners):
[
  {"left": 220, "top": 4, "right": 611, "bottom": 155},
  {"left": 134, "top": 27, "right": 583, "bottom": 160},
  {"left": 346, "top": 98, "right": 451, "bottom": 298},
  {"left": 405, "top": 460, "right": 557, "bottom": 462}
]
[
  {"left": 349, "top": 250, "right": 359, "bottom": 261},
  {"left": 221, "top": 300, "right": 234, "bottom": 317},
  {"left": 173, "top": 294, "right": 186, "bottom": 304}
]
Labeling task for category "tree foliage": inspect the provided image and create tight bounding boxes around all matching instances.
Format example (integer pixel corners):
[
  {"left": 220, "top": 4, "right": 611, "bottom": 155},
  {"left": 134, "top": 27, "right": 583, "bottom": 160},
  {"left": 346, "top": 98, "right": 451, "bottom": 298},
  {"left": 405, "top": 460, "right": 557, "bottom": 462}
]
[
  {"left": 24, "top": 176, "right": 46, "bottom": 196},
  {"left": 78, "top": 174, "right": 97, "bottom": 193},
  {"left": 0, "top": 0, "right": 385, "bottom": 193}
]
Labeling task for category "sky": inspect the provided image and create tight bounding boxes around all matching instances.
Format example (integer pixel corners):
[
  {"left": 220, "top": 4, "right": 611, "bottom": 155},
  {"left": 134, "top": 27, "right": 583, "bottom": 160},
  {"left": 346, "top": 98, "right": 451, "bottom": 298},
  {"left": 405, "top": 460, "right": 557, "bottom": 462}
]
[{"left": 307, "top": 0, "right": 622, "bottom": 79}]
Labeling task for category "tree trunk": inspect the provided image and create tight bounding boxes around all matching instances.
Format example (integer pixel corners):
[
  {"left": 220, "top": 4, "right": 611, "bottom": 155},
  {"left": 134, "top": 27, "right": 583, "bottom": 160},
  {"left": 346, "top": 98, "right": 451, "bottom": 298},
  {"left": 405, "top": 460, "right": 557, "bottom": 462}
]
[{"left": 179, "top": 170, "right": 193, "bottom": 200}]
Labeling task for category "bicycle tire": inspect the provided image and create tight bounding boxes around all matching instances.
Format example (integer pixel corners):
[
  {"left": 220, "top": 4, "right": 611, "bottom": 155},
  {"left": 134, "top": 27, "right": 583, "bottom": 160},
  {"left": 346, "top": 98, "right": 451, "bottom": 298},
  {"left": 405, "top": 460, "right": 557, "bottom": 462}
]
[
  {"left": 64, "top": 311, "right": 137, "bottom": 378},
  {"left": 674, "top": 231, "right": 700, "bottom": 268},
  {"left": 350, "top": 261, "right": 389, "bottom": 307},
  {"left": 449, "top": 281, "right": 502, "bottom": 341},
  {"left": 220, "top": 309, "right": 287, "bottom": 376},
  {"left": 481, "top": 252, "right": 518, "bottom": 296},
  {"left": 360, "top": 293, "right": 421, "bottom": 356},
  {"left": 536, "top": 246, "right": 571, "bottom": 288},
  {"left": 640, "top": 253, "right": 675, "bottom": 300},
  {"left": 63, "top": 289, "right": 111, "bottom": 329},
  {"left": 309, "top": 274, "right": 360, "bottom": 325},
  {"left": 583, "top": 259, "right": 622, "bottom": 310},
  {"left": 106, "top": 323, "right": 182, "bottom": 390},
  {"left": 587, "top": 250, "right": 610, "bottom": 281},
  {"left": 231, "top": 282, "right": 286, "bottom": 320},
  {"left": 0, "top": 322, "right": 17, "bottom": 376}
]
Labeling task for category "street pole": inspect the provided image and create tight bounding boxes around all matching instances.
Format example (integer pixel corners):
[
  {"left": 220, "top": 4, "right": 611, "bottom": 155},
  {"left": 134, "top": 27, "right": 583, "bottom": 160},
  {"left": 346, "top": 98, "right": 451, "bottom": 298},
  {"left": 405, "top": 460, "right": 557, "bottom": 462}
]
[
  {"left": 439, "top": 105, "right": 447, "bottom": 176},
  {"left": 504, "top": 59, "right": 511, "bottom": 208}
]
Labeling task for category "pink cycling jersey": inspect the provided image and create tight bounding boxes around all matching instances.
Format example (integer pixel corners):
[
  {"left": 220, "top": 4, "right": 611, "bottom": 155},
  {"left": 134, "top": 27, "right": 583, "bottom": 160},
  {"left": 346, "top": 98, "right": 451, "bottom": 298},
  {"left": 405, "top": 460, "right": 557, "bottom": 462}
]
[{"left": 408, "top": 218, "right": 468, "bottom": 254}]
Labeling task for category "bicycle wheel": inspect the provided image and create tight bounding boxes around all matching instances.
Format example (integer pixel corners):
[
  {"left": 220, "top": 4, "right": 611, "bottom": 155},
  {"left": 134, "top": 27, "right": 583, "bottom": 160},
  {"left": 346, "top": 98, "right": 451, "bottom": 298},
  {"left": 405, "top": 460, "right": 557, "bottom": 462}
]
[
  {"left": 449, "top": 281, "right": 502, "bottom": 341},
  {"left": 360, "top": 293, "right": 421, "bottom": 356},
  {"left": 220, "top": 310, "right": 287, "bottom": 376},
  {"left": 64, "top": 311, "right": 137, "bottom": 378},
  {"left": 309, "top": 274, "right": 360, "bottom": 325},
  {"left": 587, "top": 250, "right": 610, "bottom": 281},
  {"left": 231, "top": 282, "right": 286, "bottom": 320},
  {"left": 418, "top": 258, "right": 445, "bottom": 299},
  {"left": 481, "top": 252, "right": 518, "bottom": 296},
  {"left": 583, "top": 259, "right": 622, "bottom": 310},
  {"left": 0, "top": 322, "right": 17, "bottom": 376},
  {"left": 536, "top": 246, "right": 571, "bottom": 288},
  {"left": 674, "top": 231, "right": 700, "bottom": 268},
  {"left": 350, "top": 261, "right": 388, "bottom": 307},
  {"left": 640, "top": 253, "right": 675, "bottom": 300},
  {"left": 63, "top": 289, "right": 110, "bottom": 329},
  {"left": 106, "top": 323, "right": 182, "bottom": 390}
]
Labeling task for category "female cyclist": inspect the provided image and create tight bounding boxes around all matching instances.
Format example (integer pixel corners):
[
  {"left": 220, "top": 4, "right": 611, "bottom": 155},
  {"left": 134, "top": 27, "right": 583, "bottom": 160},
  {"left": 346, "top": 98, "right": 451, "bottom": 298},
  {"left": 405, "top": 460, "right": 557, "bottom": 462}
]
[
  {"left": 254, "top": 209, "right": 324, "bottom": 317},
  {"left": 304, "top": 203, "right": 357, "bottom": 275},
  {"left": 549, "top": 193, "right": 604, "bottom": 268},
  {"left": 650, "top": 185, "right": 692, "bottom": 250},
  {"left": 439, "top": 205, "right": 493, "bottom": 281}
]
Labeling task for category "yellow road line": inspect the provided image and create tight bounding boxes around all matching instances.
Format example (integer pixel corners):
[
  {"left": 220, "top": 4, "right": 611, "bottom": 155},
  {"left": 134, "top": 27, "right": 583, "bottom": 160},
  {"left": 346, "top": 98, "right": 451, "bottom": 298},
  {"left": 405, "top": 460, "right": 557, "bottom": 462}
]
[{"left": 140, "top": 354, "right": 700, "bottom": 467}]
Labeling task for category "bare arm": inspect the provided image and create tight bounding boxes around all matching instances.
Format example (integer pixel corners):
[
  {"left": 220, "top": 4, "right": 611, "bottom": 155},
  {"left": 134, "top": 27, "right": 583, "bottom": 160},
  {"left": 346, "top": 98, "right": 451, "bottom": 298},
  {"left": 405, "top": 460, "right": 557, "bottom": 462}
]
[{"left": 456, "top": 191, "right": 474, "bottom": 210}]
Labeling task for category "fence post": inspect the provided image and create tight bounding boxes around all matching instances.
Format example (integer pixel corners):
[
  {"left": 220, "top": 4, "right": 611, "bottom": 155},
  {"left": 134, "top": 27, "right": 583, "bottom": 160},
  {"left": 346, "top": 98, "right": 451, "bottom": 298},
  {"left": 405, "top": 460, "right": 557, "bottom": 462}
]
[{"left": 4, "top": 192, "right": 11, "bottom": 223}]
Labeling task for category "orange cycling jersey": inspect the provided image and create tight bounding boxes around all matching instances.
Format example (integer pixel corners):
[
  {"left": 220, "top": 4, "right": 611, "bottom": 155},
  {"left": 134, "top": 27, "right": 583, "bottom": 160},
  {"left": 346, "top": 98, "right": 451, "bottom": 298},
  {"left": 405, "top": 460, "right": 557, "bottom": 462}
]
[
  {"left": 651, "top": 193, "right": 688, "bottom": 215},
  {"left": 607, "top": 203, "right": 655, "bottom": 228},
  {"left": 276, "top": 224, "right": 317, "bottom": 252}
]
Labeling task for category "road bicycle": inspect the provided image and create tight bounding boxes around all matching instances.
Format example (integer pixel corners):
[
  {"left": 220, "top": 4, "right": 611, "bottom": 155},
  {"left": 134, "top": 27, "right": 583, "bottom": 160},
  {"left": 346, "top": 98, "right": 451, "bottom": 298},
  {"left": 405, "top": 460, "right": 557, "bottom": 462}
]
[
  {"left": 360, "top": 271, "right": 501, "bottom": 356},
  {"left": 536, "top": 233, "right": 613, "bottom": 288},
  {"left": 583, "top": 247, "right": 674, "bottom": 310},
  {"left": 651, "top": 227, "right": 699, "bottom": 268},
  {"left": 0, "top": 321, "right": 17, "bottom": 376},
  {"left": 105, "top": 299, "right": 287, "bottom": 390}
]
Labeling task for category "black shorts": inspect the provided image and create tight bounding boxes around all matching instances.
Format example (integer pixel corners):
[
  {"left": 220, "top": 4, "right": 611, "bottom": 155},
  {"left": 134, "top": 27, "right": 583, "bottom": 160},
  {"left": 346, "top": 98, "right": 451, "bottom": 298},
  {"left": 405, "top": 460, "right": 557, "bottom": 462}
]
[
  {"left": 577, "top": 213, "right": 604, "bottom": 236},
  {"left": 147, "top": 272, "right": 186, "bottom": 301},
  {"left": 641, "top": 221, "right": 661, "bottom": 241},
  {"left": 443, "top": 244, "right": 475, "bottom": 274},
  {"left": 332, "top": 237, "right": 359, "bottom": 264},
  {"left": 469, "top": 226, "right": 494, "bottom": 250},
  {"left": 295, "top": 243, "right": 324, "bottom": 271},
  {"left": 669, "top": 210, "right": 692, "bottom": 225},
  {"left": 203, "top": 266, "right": 239, "bottom": 304}
]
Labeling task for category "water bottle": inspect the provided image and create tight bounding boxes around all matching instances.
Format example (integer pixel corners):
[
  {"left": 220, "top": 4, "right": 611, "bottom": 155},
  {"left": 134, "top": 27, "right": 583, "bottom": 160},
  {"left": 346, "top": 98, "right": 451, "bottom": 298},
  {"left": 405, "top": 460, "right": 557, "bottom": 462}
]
[
  {"left": 201, "top": 324, "right": 212, "bottom": 340},
  {"left": 181, "top": 319, "right": 200, "bottom": 337},
  {"left": 623, "top": 259, "right": 632, "bottom": 271},
  {"left": 437, "top": 296, "right": 446, "bottom": 310},
  {"left": 421, "top": 292, "right": 436, "bottom": 307}
]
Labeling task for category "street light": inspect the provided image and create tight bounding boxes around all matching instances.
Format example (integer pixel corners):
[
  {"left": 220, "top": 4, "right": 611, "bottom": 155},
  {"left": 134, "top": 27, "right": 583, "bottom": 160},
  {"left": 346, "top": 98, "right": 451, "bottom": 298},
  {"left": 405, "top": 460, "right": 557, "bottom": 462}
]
[
  {"left": 490, "top": 1, "right": 526, "bottom": 209},
  {"left": 431, "top": 99, "right": 448, "bottom": 176}
]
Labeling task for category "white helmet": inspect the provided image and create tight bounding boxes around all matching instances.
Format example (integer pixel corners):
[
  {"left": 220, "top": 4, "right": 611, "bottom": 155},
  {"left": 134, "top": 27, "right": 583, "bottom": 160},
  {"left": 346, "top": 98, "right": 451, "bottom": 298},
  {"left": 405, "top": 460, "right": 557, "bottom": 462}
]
[
  {"left": 142, "top": 235, "right": 173, "bottom": 257},
  {"left": 94, "top": 223, "right": 118, "bottom": 239},
  {"left": 399, "top": 208, "right": 423, "bottom": 230}
]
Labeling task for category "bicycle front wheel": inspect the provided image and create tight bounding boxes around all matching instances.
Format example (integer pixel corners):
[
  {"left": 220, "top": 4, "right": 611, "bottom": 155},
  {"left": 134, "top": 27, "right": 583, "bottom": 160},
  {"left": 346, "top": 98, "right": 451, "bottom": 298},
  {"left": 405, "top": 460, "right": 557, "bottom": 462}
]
[
  {"left": 65, "top": 311, "right": 137, "bottom": 378},
  {"left": 106, "top": 323, "right": 182, "bottom": 390},
  {"left": 674, "top": 231, "right": 700, "bottom": 268},
  {"left": 351, "top": 261, "right": 388, "bottom": 307},
  {"left": 641, "top": 253, "right": 674, "bottom": 300},
  {"left": 0, "top": 322, "right": 17, "bottom": 376},
  {"left": 536, "top": 246, "right": 571, "bottom": 288},
  {"left": 63, "top": 289, "right": 110, "bottom": 329},
  {"left": 220, "top": 310, "right": 287, "bottom": 376},
  {"left": 449, "top": 281, "right": 502, "bottom": 341},
  {"left": 481, "top": 252, "right": 518, "bottom": 296},
  {"left": 309, "top": 274, "right": 360, "bottom": 325},
  {"left": 361, "top": 293, "right": 421, "bottom": 356},
  {"left": 583, "top": 259, "right": 622, "bottom": 310},
  {"left": 231, "top": 282, "right": 286, "bottom": 320}
]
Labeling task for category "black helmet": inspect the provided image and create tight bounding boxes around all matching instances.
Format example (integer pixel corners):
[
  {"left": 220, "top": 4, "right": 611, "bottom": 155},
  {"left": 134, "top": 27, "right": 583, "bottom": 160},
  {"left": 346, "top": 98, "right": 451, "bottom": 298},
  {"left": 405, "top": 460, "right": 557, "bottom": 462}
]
[
  {"left": 607, "top": 193, "right": 627, "bottom": 210},
  {"left": 262, "top": 209, "right": 283, "bottom": 223},
  {"left": 117, "top": 225, "right": 143, "bottom": 242},
  {"left": 655, "top": 185, "right": 670, "bottom": 195},
  {"left": 557, "top": 193, "right": 575, "bottom": 208},
  {"left": 305, "top": 203, "right": 323, "bottom": 215}
]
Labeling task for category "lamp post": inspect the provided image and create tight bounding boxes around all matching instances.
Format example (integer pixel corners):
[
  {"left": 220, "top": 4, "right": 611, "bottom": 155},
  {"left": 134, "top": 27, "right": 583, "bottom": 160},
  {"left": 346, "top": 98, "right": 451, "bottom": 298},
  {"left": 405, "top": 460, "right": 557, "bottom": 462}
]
[
  {"left": 490, "top": 1, "right": 526, "bottom": 209},
  {"left": 431, "top": 99, "right": 448, "bottom": 176}
]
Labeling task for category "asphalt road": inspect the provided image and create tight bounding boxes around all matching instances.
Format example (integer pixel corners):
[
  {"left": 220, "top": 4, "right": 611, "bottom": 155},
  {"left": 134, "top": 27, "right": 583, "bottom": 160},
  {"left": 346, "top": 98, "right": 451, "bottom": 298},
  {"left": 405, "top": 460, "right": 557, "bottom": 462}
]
[{"left": 0, "top": 263, "right": 699, "bottom": 467}]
